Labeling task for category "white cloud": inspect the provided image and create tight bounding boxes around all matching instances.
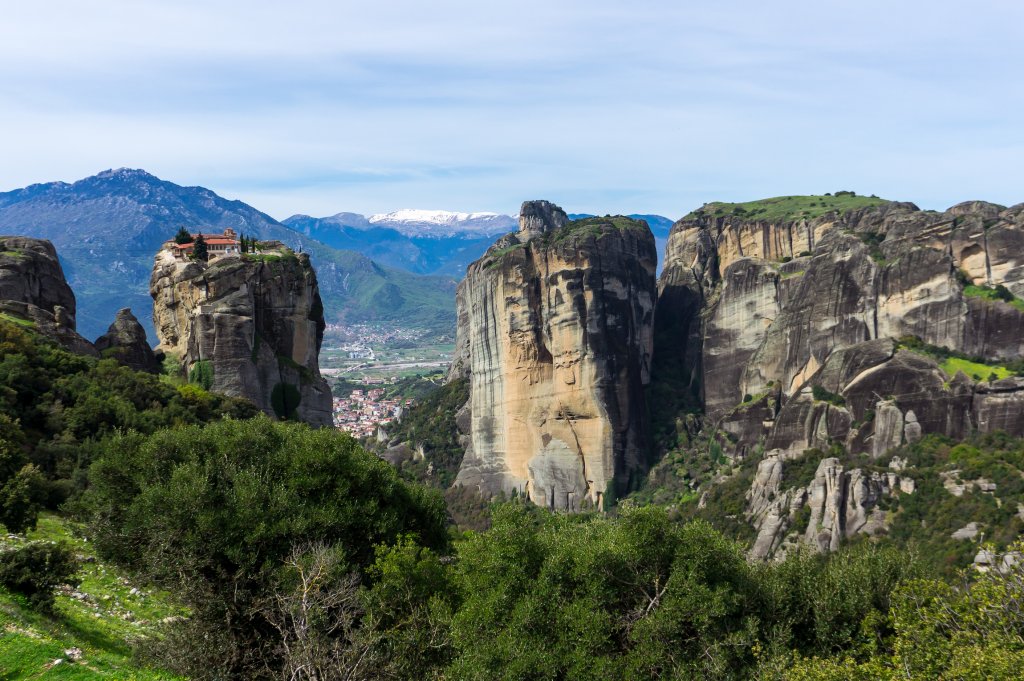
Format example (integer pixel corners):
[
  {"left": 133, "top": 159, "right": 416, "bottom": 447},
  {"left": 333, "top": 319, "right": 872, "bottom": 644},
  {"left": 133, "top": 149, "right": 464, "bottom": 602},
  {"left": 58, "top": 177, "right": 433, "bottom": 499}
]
[{"left": 1, "top": 0, "right": 1021, "bottom": 217}]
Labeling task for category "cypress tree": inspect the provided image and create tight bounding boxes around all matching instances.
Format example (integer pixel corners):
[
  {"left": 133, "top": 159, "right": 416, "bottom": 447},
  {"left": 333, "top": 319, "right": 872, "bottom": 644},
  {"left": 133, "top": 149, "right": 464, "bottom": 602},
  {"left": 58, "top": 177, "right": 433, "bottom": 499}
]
[{"left": 193, "top": 234, "right": 209, "bottom": 262}]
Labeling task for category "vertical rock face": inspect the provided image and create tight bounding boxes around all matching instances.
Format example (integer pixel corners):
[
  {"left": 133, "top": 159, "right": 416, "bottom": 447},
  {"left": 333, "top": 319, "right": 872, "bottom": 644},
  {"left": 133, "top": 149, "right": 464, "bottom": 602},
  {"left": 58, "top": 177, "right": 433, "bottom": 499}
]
[
  {"left": 450, "top": 201, "right": 657, "bottom": 510},
  {"left": 0, "top": 236, "right": 96, "bottom": 355},
  {"left": 657, "top": 198, "right": 1024, "bottom": 558},
  {"left": 150, "top": 245, "right": 332, "bottom": 426},
  {"left": 658, "top": 200, "right": 1024, "bottom": 460}
]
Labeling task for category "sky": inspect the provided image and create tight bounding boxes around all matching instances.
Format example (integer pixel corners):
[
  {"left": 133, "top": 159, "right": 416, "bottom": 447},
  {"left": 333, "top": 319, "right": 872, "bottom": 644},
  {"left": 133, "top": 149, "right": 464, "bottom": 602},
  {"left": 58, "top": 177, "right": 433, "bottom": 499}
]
[{"left": 1, "top": 0, "right": 1021, "bottom": 220}]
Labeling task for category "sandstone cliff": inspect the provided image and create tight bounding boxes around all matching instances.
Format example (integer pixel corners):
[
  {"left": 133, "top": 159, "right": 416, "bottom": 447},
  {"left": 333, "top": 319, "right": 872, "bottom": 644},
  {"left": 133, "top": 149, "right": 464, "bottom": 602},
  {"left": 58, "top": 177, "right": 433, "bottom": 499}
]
[
  {"left": 656, "top": 196, "right": 1024, "bottom": 556},
  {"left": 0, "top": 236, "right": 96, "bottom": 355},
  {"left": 150, "top": 245, "right": 332, "bottom": 426},
  {"left": 449, "top": 201, "right": 657, "bottom": 510}
]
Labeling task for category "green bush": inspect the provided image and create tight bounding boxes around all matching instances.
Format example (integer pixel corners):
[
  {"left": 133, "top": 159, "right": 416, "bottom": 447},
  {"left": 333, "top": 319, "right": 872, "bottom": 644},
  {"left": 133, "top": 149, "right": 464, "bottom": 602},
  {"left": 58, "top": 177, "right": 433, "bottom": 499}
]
[
  {"left": 0, "top": 541, "right": 80, "bottom": 612},
  {"left": 82, "top": 418, "right": 449, "bottom": 679},
  {"left": 271, "top": 381, "right": 302, "bottom": 419},
  {"left": 188, "top": 359, "right": 214, "bottom": 390},
  {"left": 0, "top": 464, "right": 46, "bottom": 533},
  {"left": 811, "top": 385, "right": 846, "bottom": 406}
]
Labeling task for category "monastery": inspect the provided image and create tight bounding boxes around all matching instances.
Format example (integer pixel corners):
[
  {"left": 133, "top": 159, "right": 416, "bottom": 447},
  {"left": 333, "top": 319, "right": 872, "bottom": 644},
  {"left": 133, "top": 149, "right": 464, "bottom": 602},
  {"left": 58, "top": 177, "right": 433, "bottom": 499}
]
[{"left": 164, "top": 228, "right": 240, "bottom": 261}]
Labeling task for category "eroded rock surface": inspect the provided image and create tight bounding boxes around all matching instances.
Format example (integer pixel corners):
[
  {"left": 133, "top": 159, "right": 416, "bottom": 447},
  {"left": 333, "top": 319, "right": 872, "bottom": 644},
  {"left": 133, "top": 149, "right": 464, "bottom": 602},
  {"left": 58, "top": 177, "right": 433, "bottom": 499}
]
[
  {"left": 450, "top": 201, "right": 657, "bottom": 510},
  {"left": 658, "top": 200, "right": 1024, "bottom": 461},
  {"left": 95, "top": 308, "right": 161, "bottom": 372},
  {"left": 0, "top": 236, "right": 96, "bottom": 355},
  {"left": 150, "top": 244, "right": 332, "bottom": 426},
  {"left": 657, "top": 199, "right": 1024, "bottom": 557}
]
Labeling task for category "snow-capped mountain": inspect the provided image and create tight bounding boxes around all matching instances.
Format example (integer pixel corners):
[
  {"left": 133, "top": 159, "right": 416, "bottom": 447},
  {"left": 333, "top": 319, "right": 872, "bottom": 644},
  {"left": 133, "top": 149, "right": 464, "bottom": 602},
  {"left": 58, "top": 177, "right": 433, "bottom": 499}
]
[{"left": 367, "top": 209, "right": 516, "bottom": 237}]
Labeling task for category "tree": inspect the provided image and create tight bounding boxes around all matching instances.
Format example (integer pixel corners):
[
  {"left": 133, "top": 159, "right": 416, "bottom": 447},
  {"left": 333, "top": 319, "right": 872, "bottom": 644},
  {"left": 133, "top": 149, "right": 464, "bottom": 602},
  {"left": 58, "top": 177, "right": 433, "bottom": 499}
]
[
  {"left": 192, "top": 234, "right": 209, "bottom": 262},
  {"left": 0, "top": 541, "right": 80, "bottom": 612},
  {"left": 174, "top": 226, "right": 193, "bottom": 244},
  {"left": 82, "top": 418, "right": 449, "bottom": 679},
  {"left": 0, "top": 464, "right": 45, "bottom": 533}
]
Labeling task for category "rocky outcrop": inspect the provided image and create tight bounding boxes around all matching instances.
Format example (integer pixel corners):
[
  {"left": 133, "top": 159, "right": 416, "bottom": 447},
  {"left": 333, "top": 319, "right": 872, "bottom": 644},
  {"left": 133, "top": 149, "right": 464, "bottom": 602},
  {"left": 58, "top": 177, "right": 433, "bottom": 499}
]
[
  {"left": 150, "top": 245, "right": 332, "bottom": 426},
  {"left": 449, "top": 201, "right": 657, "bottom": 510},
  {"left": 0, "top": 236, "right": 96, "bottom": 355},
  {"left": 658, "top": 200, "right": 1024, "bottom": 462},
  {"left": 94, "top": 308, "right": 161, "bottom": 372},
  {"left": 656, "top": 198, "right": 1024, "bottom": 558},
  {"left": 746, "top": 453, "right": 914, "bottom": 560}
]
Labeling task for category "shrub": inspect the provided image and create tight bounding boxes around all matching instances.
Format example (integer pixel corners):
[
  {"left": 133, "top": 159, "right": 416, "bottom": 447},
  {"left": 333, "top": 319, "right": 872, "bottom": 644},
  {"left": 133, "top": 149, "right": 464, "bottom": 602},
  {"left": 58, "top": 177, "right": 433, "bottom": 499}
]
[
  {"left": 812, "top": 385, "right": 846, "bottom": 406},
  {"left": 0, "top": 541, "right": 80, "bottom": 612},
  {"left": 271, "top": 381, "right": 302, "bottom": 419},
  {"left": 0, "top": 464, "right": 46, "bottom": 533},
  {"left": 188, "top": 360, "right": 214, "bottom": 391}
]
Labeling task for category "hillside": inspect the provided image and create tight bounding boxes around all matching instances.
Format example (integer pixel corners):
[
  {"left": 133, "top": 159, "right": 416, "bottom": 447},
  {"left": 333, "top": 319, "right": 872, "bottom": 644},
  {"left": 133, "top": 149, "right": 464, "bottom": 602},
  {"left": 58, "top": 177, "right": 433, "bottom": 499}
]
[
  {"left": 0, "top": 169, "right": 457, "bottom": 339},
  {"left": 0, "top": 514, "right": 183, "bottom": 679}
]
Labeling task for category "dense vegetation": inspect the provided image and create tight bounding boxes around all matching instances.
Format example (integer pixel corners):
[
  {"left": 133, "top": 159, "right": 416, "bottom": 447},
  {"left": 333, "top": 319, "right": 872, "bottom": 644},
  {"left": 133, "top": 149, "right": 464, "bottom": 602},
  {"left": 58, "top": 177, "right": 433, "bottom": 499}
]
[
  {"left": 377, "top": 377, "right": 470, "bottom": 488},
  {"left": 4, "top": 316, "right": 1024, "bottom": 679},
  {"left": 0, "top": 319, "right": 258, "bottom": 532}
]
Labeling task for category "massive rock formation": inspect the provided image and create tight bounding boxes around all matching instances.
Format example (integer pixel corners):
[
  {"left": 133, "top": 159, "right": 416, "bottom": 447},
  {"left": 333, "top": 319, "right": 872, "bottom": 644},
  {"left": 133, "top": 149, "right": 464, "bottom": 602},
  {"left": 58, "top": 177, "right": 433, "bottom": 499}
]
[
  {"left": 449, "top": 201, "right": 657, "bottom": 510},
  {"left": 656, "top": 197, "right": 1024, "bottom": 556},
  {"left": 150, "top": 244, "right": 332, "bottom": 426},
  {"left": 95, "top": 308, "right": 161, "bottom": 373},
  {"left": 0, "top": 236, "right": 96, "bottom": 355}
]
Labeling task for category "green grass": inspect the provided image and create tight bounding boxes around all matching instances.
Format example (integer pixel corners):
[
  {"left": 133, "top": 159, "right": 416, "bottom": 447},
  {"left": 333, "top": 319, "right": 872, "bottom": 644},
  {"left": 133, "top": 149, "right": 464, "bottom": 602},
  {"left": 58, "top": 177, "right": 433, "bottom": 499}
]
[
  {"left": 963, "top": 284, "right": 1024, "bottom": 312},
  {"left": 683, "top": 192, "right": 888, "bottom": 223},
  {"left": 940, "top": 356, "right": 1012, "bottom": 381},
  {"left": 0, "top": 312, "right": 35, "bottom": 328},
  {"left": 550, "top": 216, "right": 648, "bottom": 242},
  {"left": 0, "top": 514, "right": 185, "bottom": 679},
  {"left": 898, "top": 335, "right": 1019, "bottom": 381}
]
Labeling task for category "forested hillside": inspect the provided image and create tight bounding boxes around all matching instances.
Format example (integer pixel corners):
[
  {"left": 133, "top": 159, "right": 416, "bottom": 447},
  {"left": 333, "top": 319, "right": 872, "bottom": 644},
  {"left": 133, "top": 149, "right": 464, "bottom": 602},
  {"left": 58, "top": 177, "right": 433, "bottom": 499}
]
[{"left": 2, "top": 318, "right": 1024, "bottom": 679}]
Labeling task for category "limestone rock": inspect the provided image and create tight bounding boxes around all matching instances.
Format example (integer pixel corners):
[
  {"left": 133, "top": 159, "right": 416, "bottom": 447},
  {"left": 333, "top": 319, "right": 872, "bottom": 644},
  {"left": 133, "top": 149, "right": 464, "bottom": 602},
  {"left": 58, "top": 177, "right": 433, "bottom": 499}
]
[
  {"left": 657, "top": 200, "right": 1024, "bottom": 462},
  {"left": 517, "top": 200, "right": 569, "bottom": 241},
  {"left": 951, "top": 522, "right": 981, "bottom": 541},
  {"left": 0, "top": 236, "right": 96, "bottom": 355},
  {"left": 150, "top": 246, "right": 332, "bottom": 426},
  {"left": 94, "top": 308, "right": 161, "bottom": 372},
  {"left": 450, "top": 202, "right": 657, "bottom": 510}
]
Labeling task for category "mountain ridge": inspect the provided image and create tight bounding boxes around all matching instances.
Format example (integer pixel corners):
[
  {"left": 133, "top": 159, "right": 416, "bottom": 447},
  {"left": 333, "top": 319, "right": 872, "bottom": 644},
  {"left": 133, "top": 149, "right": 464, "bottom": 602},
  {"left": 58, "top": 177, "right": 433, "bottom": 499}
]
[{"left": 0, "top": 169, "right": 457, "bottom": 339}]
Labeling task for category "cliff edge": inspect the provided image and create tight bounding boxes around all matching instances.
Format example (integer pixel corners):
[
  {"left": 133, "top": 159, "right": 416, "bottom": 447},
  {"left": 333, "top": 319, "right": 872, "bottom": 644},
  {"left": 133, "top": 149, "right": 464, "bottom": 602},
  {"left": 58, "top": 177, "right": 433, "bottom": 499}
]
[
  {"left": 655, "top": 195, "right": 1024, "bottom": 557},
  {"left": 449, "top": 201, "right": 657, "bottom": 510},
  {"left": 150, "top": 242, "right": 332, "bottom": 426},
  {"left": 0, "top": 236, "right": 96, "bottom": 355}
]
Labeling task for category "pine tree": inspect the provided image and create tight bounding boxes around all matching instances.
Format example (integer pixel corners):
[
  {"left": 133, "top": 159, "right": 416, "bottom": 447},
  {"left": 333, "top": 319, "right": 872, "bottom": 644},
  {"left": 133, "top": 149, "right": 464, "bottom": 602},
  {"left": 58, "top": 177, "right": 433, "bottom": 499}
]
[
  {"left": 193, "top": 234, "right": 209, "bottom": 262},
  {"left": 174, "top": 227, "right": 193, "bottom": 244}
]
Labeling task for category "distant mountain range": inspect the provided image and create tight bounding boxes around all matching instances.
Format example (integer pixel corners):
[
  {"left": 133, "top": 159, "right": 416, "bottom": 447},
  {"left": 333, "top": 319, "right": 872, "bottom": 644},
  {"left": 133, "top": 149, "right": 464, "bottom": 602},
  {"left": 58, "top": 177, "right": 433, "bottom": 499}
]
[
  {"left": 0, "top": 169, "right": 457, "bottom": 341},
  {"left": 282, "top": 210, "right": 510, "bottom": 277},
  {"left": 287, "top": 210, "right": 676, "bottom": 277},
  {"left": 0, "top": 169, "right": 676, "bottom": 342}
]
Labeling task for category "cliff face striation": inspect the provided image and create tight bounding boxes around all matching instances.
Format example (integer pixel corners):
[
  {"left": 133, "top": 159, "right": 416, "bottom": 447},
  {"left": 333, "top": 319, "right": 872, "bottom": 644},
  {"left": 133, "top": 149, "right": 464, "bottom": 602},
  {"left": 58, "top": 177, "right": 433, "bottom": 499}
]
[
  {"left": 150, "top": 244, "right": 332, "bottom": 426},
  {"left": 0, "top": 236, "right": 96, "bottom": 355},
  {"left": 656, "top": 196, "right": 1024, "bottom": 557},
  {"left": 449, "top": 201, "right": 657, "bottom": 511}
]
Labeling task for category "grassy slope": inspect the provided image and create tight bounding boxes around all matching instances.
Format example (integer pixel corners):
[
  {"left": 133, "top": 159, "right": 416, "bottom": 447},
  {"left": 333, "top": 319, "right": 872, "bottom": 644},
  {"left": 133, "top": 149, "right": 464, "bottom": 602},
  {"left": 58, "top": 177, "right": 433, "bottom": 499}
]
[
  {"left": 0, "top": 515, "right": 183, "bottom": 680},
  {"left": 683, "top": 193, "right": 889, "bottom": 222}
]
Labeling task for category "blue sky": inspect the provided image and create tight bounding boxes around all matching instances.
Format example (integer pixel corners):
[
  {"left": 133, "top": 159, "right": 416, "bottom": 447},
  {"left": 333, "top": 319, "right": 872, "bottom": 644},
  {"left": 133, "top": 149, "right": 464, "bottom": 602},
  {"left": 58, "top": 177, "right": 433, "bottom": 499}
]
[{"left": 1, "top": 0, "right": 1021, "bottom": 219}]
